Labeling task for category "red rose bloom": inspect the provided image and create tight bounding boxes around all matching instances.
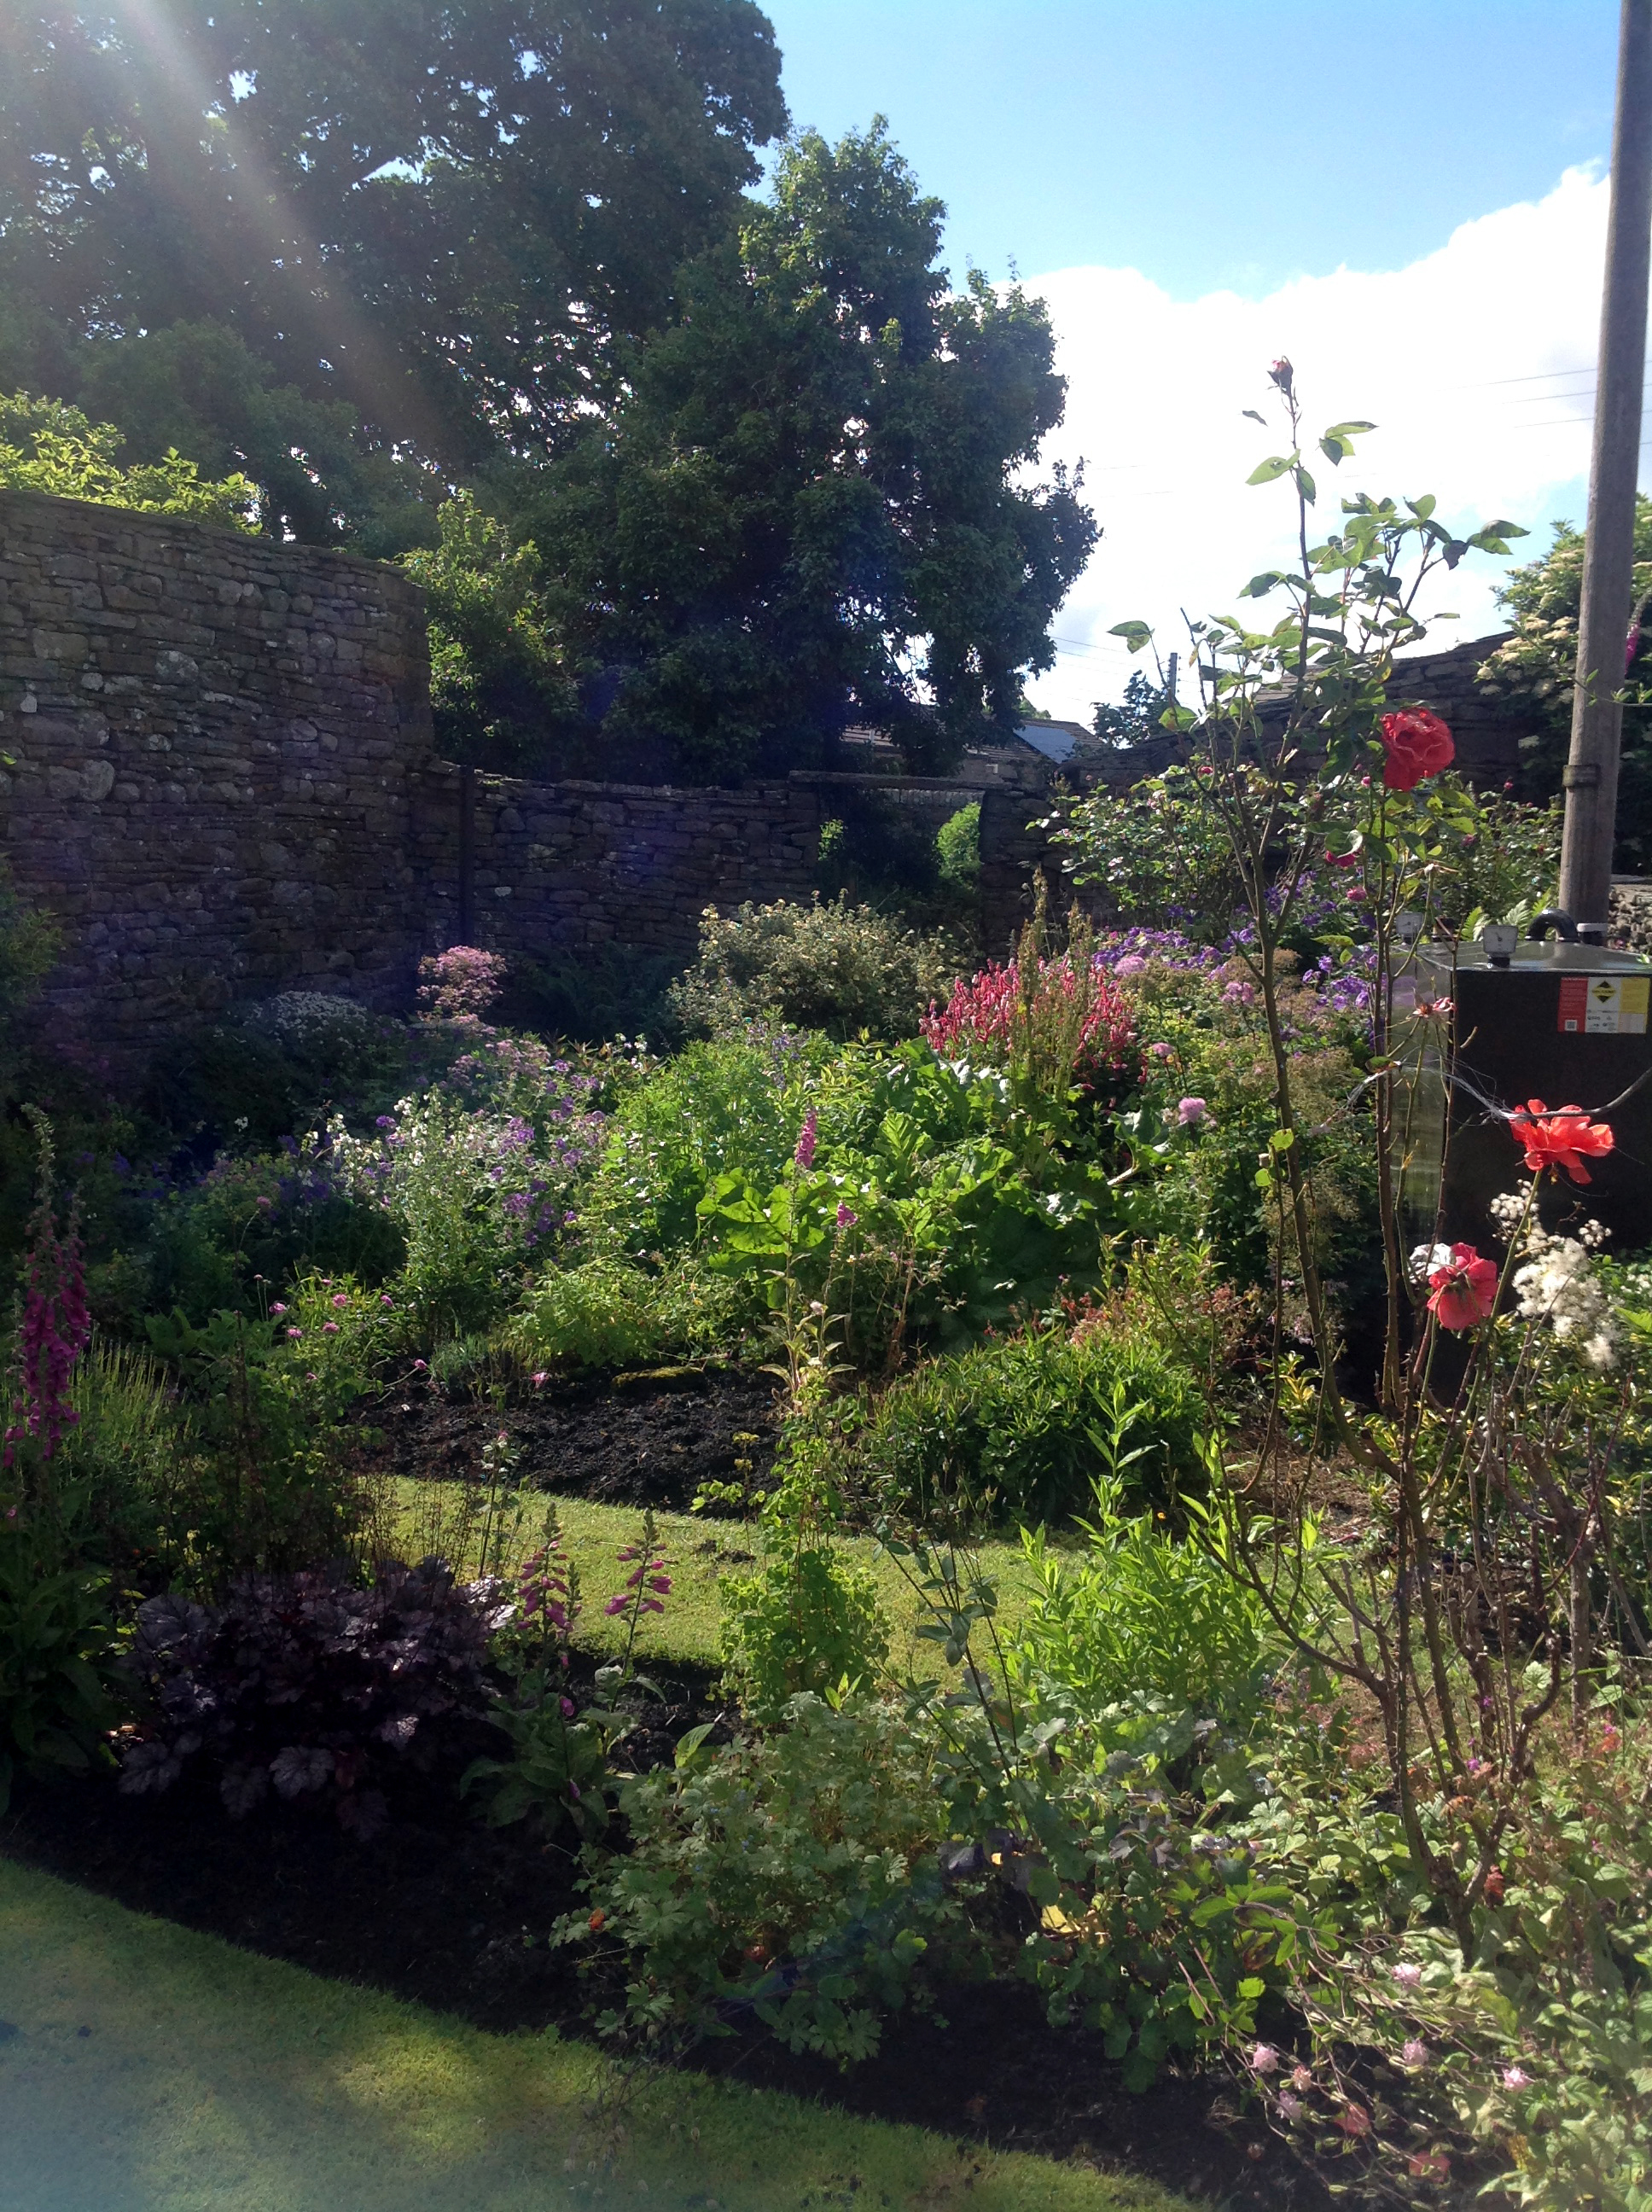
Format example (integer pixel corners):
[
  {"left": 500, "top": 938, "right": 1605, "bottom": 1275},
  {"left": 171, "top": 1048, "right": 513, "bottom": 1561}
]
[
  {"left": 1427, "top": 1243, "right": 1499, "bottom": 1330},
  {"left": 1379, "top": 708, "right": 1454, "bottom": 792},
  {"left": 1509, "top": 1100, "right": 1614, "bottom": 1185}
]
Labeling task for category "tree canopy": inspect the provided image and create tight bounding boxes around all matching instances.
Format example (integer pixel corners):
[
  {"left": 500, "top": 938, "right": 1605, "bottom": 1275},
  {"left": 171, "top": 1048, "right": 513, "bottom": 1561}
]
[
  {"left": 0, "top": 0, "right": 787, "bottom": 541},
  {"left": 1479, "top": 498, "right": 1652, "bottom": 870},
  {"left": 458, "top": 125, "right": 1095, "bottom": 780}
]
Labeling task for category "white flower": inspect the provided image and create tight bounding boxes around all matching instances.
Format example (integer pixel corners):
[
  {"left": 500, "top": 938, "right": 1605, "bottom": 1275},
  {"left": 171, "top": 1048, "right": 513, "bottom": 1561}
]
[
  {"left": 1409, "top": 1242, "right": 1454, "bottom": 1284},
  {"left": 1512, "top": 1231, "right": 1618, "bottom": 1366},
  {"left": 1488, "top": 1190, "right": 1530, "bottom": 1236}
]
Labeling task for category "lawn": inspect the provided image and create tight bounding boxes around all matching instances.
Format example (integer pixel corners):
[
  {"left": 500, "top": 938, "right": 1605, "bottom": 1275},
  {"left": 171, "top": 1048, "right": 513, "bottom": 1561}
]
[
  {"left": 0, "top": 1860, "right": 1194, "bottom": 2212},
  {"left": 388, "top": 1481, "right": 1040, "bottom": 1678}
]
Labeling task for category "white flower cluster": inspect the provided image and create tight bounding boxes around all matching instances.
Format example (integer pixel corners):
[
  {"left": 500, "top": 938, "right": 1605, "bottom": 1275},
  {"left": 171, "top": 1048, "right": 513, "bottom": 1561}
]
[{"left": 1492, "top": 1190, "right": 1618, "bottom": 1371}]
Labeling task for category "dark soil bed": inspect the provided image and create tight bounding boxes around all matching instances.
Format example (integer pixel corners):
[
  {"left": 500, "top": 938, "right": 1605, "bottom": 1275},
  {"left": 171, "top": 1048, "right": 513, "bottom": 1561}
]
[
  {"left": 361, "top": 1364, "right": 782, "bottom": 1514},
  {"left": 3, "top": 1695, "right": 1341, "bottom": 2212}
]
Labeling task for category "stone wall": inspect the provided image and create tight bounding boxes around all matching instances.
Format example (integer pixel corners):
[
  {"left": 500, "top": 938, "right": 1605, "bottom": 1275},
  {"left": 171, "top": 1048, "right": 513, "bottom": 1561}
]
[
  {"left": 0, "top": 487, "right": 1547, "bottom": 1055},
  {"left": 0, "top": 488, "right": 432, "bottom": 1059}
]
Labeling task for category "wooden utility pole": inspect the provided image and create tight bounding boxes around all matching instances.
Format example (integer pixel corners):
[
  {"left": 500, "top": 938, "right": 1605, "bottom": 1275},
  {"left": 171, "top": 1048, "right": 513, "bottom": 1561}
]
[{"left": 1559, "top": 0, "right": 1652, "bottom": 935}]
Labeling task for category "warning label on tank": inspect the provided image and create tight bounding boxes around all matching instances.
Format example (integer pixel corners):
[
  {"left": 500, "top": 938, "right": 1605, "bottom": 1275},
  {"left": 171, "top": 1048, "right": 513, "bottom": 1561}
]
[{"left": 1557, "top": 975, "right": 1650, "bottom": 1033}]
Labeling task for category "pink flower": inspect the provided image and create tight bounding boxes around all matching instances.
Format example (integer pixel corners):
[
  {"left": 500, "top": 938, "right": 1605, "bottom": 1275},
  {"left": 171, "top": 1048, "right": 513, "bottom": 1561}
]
[
  {"left": 270, "top": 1302, "right": 288, "bottom": 1316},
  {"left": 603, "top": 1596, "right": 629, "bottom": 1616},
  {"left": 331, "top": 1293, "right": 349, "bottom": 1308},
  {"left": 1289, "top": 2065, "right": 1313, "bottom": 2092},
  {"left": 532, "top": 1371, "right": 549, "bottom": 1387},
  {"left": 1401, "top": 2040, "right": 1429, "bottom": 2069},
  {"left": 1426, "top": 1243, "right": 1498, "bottom": 1330},
  {"left": 286, "top": 1327, "right": 302, "bottom": 1339},
  {"left": 1250, "top": 2044, "right": 1280, "bottom": 2075},
  {"left": 1323, "top": 848, "right": 1359, "bottom": 870},
  {"left": 1390, "top": 1962, "right": 1422, "bottom": 1988},
  {"left": 1149, "top": 1040, "right": 1172, "bottom": 1060},
  {"left": 1502, "top": 2065, "right": 1532, "bottom": 2092},
  {"left": 835, "top": 1202, "right": 858, "bottom": 1229},
  {"left": 255, "top": 1196, "right": 273, "bottom": 1210},
  {"left": 1114, "top": 953, "right": 1148, "bottom": 979},
  {"left": 794, "top": 1109, "right": 818, "bottom": 1170},
  {"left": 1335, "top": 2104, "right": 1372, "bottom": 2139},
  {"left": 1510, "top": 1100, "right": 1614, "bottom": 1185},
  {"left": 1177, "top": 1097, "right": 1208, "bottom": 1126},
  {"left": 1277, "top": 2091, "right": 1304, "bottom": 2120},
  {"left": 322, "top": 1321, "right": 340, "bottom": 1335},
  {"left": 412, "top": 1359, "right": 427, "bottom": 1371}
]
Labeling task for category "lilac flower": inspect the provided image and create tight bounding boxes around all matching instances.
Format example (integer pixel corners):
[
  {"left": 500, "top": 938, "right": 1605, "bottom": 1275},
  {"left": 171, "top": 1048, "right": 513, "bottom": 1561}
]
[{"left": 1177, "top": 1097, "right": 1208, "bottom": 1126}]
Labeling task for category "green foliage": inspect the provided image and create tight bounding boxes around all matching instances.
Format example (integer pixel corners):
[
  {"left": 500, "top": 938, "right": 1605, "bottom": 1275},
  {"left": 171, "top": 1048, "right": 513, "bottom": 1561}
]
[
  {"left": 53, "top": 1336, "right": 190, "bottom": 1576},
  {"left": 0, "top": 391, "right": 256, "bottom": 525},
  {"left": 0, "top": 2, "right": 784, "bottom": 543},
  {"left": 1047, "top": 765, "right": 1241, "bottom": 934},
  {"left": 1091, "top": 667, "right": 1173, "bottom": 748},
  {"left": 0, "top": 857, "right": 57, "bottom": 1088},
  {"left": 857, "top": 1324, "right": 1204, "bottom": 1528},
  {"left": 139, "top": 1273, "right": 390, "bottom": 1583},
  {"left": 669, "top": 897, "right": 956, "bottom": 1042},
  {"left": 565, "top": 1691, "right": 960, "bottom": 2064},
  {"left": 1480, "top": 498, "right": 1652, "bottom": 869},
  {"left": 1015, "top": 1445, "right": 1284, "bottom": 1730},
  {"left": 398, "top": 493, "right": 581, "bottom": 772},
  {"left": 511, "top": 123, "right": 1093, "bottom": 780},
  {"left": 718, "top": 1548, "right": 889, "bottom": 1716},
  {"left": 0, "top": 1500, "right": 119, "bottom": 1813},
  {"left": 934, "top": 801, "right": 981, "bottom": 894},
  {"left": 150, "top": 994, "right": 418, "bottom": 1155},
  {"left": 509, "top": 1253, "right": 749, "bottom": 1373}
]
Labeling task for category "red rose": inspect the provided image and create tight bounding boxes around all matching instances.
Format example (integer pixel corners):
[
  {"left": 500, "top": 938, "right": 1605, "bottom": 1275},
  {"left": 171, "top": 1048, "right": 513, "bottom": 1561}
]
[
  {"left": 1509, "top": 1100, "right": 1614, "bottom": 1185},
  {"left": 1379, "top": 708, "right": 1454, "bottom": 792},
  {"left": 1427, "top": 1243, "right": 1498, "bottom": 1330}
]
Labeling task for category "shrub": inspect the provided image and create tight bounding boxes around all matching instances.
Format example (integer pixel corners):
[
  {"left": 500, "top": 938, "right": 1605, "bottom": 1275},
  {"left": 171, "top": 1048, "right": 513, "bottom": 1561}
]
[
  {"left": 153, "top": 993, "right": 415, "bottom": 1152},
  {"left": 55, "top": 1336, "right": 191, "bottom": 1577},
  {"left": 119, "top": 1557, "right": 512, "bottom": 1837},
  {"left": 669, "top": 897, "right": 956, "bottom": 1041},
  {"left": 564, "top": 1692, "right": 961, "bottom": 2064},
  {"left": 0, "top": 1505, "right": 118, "bottom": 1814},
  {"left": 509, "top": 1254, "right": 749, "bottom": 1373},
  {"left": 1015, "top": 1471, "right": 1283, "bottom": 1727},
  {"left": 416, "top": 945, "right": 507, "bottom": 1022},
  {"left": 0, "top": 391, "right": 258, "bottom": 525},
  {"left": 718, "top": 1549, "right": 889, "bottom": 1716},
  {"left": 857, "top": 1324, "right": 1204, "bottom": 1528}
]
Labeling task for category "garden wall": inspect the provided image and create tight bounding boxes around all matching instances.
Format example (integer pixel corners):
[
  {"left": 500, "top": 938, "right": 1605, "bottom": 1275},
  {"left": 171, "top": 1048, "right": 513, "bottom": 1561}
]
[
  {"left": 0, "top": 486, "right": 1544, "bottom": 1057},
  {"left": 0, "top": 489, "right": 433, "bottom": 1062}
]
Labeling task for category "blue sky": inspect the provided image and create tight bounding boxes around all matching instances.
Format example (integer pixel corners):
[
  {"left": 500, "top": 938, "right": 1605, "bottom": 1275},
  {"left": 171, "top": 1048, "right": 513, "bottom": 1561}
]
[
  {"left": 762, "top": 0, "right": 1616, "bottom": 296},
  {"left": 761, "top": 3, "right": 1626, "bottom": 717}
]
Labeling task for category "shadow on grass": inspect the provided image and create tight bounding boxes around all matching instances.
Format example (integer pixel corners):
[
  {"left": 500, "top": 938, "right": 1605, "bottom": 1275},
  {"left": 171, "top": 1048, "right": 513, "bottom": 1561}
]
[{"left": 0, "top": 1860, "right": 1193, "bottom": 2212}]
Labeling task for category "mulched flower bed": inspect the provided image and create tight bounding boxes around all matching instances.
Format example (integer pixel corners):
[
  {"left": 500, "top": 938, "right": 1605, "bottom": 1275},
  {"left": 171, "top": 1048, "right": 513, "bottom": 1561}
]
[
  {"left": 3, "top": 1656, "right": 1341, "bottom": 2212},
  {"left": 362, "top": 1363, "right": 782, "bottom": 1513}
]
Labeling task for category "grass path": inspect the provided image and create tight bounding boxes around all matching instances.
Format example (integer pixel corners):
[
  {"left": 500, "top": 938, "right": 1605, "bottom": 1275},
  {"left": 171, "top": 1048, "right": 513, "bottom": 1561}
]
[
  {"left": 390, "top": 1481, "right": 1042, "bottom": 1676},
  {"left": 0, "top": 1860, "right": 1195, "bottom": 2212}
]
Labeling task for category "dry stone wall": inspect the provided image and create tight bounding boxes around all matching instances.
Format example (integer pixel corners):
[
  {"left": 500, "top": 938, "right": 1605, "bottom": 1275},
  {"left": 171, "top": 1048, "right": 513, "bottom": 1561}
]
[
  {"left": 0, "top": 488, "right": 432, "bottom": 1061},
  {"left": 0, "top": 490, "right": 1547, "bottom": 1059}
]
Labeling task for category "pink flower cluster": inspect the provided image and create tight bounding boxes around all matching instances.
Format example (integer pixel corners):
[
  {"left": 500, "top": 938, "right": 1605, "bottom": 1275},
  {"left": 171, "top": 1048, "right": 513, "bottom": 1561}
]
[
  {"left": 3, "top": 1191, "right": 90, "bottom": 1470},
  {"left": 604, "top": 1542, "right": 672, "bottom": 1619},
  {"left": 417, "top": 944, "right": 508, "bottom": 1022},
  {"left": 518, "top": 1539, "right": 579, "bottom": 1650},
  {"left": 921, "top": 956, "right": 1135, "bottom": 1080}
]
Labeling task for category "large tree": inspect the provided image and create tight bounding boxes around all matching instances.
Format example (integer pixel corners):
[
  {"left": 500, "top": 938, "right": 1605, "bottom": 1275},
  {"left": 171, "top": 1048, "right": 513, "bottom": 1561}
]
[
  {"left": 482, "top": 124, "right": 1096, "bottom": 781},
  {"left": 0, "top": 0, "right": 787, "bottom": 541}
]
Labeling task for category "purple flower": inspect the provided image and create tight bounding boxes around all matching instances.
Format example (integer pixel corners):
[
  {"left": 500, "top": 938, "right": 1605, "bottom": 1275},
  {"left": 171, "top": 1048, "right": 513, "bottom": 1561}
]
[
  {"left": 794, "top": 1109, "right": 818, "bottom": 1170},
  {"left": 1177, "top": 1096, "right": 1208, "bottom": 1126},
  {"left": 835, "top": 1202, "right": 858, "bottom": 1229}
]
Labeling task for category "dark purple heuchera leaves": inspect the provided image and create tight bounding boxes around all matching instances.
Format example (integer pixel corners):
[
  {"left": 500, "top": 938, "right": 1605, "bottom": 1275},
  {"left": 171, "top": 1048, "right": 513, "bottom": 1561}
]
[{"left": 119, "top": 1559, "right": 513, "bottom": 1837}]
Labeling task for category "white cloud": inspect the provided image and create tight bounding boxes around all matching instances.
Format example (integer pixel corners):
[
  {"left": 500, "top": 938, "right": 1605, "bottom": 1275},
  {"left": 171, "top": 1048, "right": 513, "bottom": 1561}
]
[{"left": 1023, "top": 166, "right": 1614, "bottom": 725}]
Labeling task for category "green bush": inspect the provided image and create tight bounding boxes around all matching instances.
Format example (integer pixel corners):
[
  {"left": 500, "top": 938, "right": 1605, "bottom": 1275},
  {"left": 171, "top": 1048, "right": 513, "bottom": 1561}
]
[
  {"left": 718, "top": 1548, "right": 890, "bottom": 1716},
  {"left": 1015, "top": 1477, "right": 1283, "bottom": 1727},
  {"left": 668, "top": 897, "right": 956, "bottom": 1042},
  {"left": 0, "top": 1504, "right": 119, "bottom": 1814},
  {"left": 564, "top": 1692, "right": 961, "bottom": 2064},
  {"left": 509, "top": 1254, "right": 750, "bottom": 1373},
  {"left": 857, "top": 1325, "right": 1205, "bottom": 1528},
  {"left": 151, "top": 994, "right": 416, "bottom": 1152}
]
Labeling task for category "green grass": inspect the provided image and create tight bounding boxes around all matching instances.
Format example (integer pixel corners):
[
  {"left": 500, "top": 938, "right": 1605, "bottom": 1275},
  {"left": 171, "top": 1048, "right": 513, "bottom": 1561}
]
[
  {"left": 388, "top": 1481, "right": 1040, "bottom": 1678},
  {"left": 0, "top": 1860, "right": 1195, "bottom": 2212}
]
